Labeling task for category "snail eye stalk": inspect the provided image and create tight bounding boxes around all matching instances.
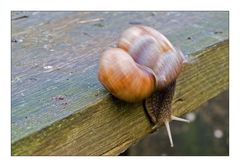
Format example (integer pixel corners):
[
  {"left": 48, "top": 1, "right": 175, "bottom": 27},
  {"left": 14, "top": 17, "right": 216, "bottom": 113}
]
[{"left": 164, "top": 115, "right": 190, "bottom": 147}]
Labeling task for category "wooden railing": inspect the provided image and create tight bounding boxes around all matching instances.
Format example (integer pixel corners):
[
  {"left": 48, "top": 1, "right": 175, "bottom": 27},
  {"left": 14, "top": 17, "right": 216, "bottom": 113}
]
[{"left": 11, "top": 11, "right": 228, "bottom": 155}]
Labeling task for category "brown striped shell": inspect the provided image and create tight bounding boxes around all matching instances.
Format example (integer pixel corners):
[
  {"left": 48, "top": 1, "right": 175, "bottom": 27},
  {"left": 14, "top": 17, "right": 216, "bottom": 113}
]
[
  {"left": 98, "top": 48, "right": 156, "bottom": 102},
  {"left": 98, "top": 25, "right": 184, "bottom": 102}
]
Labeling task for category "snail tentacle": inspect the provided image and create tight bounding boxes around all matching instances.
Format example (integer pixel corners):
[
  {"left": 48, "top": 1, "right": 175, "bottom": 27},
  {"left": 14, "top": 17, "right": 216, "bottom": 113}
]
[
  {"left": 171, "top": 115, "right": 190, "bottom": 123},
  {"left": 164, "top": 120, "right": 174, "bottom": 147}
]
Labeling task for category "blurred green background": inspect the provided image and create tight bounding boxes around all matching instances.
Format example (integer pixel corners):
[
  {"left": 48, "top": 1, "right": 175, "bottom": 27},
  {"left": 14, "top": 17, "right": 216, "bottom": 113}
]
[{"left": 121, "top": 90, "right": 229, "bottom": 156}]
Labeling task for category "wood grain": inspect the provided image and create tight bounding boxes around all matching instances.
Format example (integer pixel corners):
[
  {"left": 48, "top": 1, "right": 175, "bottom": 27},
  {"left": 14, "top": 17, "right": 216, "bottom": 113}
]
[{"left": 11, "top": 12, "right": 229, "bottom": 155}]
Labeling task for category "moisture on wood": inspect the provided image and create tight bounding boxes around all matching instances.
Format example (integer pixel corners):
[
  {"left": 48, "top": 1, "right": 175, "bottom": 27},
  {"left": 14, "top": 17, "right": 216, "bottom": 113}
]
[{"left": 11, "top": 11, "right": 229, "bottom": 155}]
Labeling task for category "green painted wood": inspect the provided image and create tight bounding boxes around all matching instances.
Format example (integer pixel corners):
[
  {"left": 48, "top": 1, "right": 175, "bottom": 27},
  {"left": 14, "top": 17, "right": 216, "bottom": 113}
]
[{"left": 11, "top": 11, "right": 228, "bottom": 155}]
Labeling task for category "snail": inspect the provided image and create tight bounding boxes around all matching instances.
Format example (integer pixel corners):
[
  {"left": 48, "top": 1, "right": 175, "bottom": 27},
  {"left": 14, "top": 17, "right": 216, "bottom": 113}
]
[{"left": 98, "top": 25, "right": 190, "bottom": 147}]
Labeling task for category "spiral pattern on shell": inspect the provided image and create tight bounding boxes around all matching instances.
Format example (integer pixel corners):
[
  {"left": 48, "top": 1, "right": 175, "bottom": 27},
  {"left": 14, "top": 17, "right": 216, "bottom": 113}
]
[{"left": 98, "top": 25, "right": 185, "bottom": 102}]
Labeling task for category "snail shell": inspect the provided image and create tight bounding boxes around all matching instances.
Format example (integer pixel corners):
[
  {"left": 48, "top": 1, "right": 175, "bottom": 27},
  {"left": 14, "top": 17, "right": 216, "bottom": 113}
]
[
  {"left": 98, "top": 25, "right": 184, "bottom": 102},
  {"left": 98, "top": 48, "right": 156, "bottom": 102}
]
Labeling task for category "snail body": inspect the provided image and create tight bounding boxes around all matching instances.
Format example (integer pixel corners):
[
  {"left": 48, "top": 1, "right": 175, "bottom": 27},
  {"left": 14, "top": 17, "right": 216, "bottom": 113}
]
[{"left": 98, "top": 25, "right": 190, "bottom": 147}]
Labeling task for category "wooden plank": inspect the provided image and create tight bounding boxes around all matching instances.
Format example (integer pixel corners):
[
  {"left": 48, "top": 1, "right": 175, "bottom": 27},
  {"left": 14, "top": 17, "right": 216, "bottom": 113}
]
[{"left": 11, "top": 12, "right": 229, "bottom": 155}]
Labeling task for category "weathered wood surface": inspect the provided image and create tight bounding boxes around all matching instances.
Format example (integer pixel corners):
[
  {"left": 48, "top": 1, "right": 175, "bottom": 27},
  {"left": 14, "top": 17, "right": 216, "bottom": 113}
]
[{"left": 11, "top": 11, "right": 229, "bottom": 155}]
